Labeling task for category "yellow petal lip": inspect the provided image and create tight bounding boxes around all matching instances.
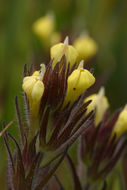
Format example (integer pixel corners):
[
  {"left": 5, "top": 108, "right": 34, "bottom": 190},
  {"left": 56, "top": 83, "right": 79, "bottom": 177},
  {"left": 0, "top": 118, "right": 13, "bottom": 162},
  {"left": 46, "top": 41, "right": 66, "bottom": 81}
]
[
  {"left": 22, "top": 77, "right": 36, "bottom": 97},
  {"left": 68, "top": 69, "right": 95, "bottom": 93},
  {"left": 32, "top": 81, "right": 44, "bottom": 102},
  {"left": 112, "top": 105, "right": 127, "bottom": 138},
  {"left": 64, "top": 60, "right": 95, "bottom": 105}
]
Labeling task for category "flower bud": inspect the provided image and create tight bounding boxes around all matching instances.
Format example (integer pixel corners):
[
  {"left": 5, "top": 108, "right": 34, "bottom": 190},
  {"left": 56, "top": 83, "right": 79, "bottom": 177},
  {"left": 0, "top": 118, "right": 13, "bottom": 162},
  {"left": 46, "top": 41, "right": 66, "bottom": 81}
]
[
  {"left": 84, "top": 87, "right": 109, "bottom": 125},
  {"left": 64, "top": 60, "right": 95, "bottom": 105},
  {"left": 73, "top": 35, "right": 98, "bottom": 62},
  {"left": 32, "top": 14, "right": 55, "bottom": 44},
  {"left": 22, "top": 65, "right": 45, "bottom": 117},
  {"left": 112, "top": 105, "right": 127, "bottom": 138},
  {"left": 50, "top": 36, "right": 78, "bottom": 67}
]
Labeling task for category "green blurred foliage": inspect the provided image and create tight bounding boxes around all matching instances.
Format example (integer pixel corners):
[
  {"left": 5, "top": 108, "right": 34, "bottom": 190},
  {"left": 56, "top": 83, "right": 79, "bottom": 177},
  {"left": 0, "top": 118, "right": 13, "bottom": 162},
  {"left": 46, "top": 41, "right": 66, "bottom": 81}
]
[{"left": 0, "top": 0, "right": 127, "bottom": 189}]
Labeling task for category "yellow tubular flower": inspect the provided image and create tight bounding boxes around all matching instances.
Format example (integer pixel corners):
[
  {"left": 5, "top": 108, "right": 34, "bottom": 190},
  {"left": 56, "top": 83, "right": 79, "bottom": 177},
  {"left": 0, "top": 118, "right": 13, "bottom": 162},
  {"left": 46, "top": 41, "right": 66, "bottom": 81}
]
[
  {"left": 33, "top": 14, "right": 55, "bottom": 43},
  {"left": 22, "top": 64, "right": 45, "bottom": 117},
  {"left": 64, "top": 60, "right": 95, "bottom": 105},
  {"left": 85, "top": 87, "right": 109, "bottom": 125},
  {"left": 112, "top": 105, "right": 127, "bottom": 139},
  {"left": 73, "top": 35, "right": 98, "bottom": 62},
  {"left": 50, "top": 36, "right": 78, "bottom": 67}
]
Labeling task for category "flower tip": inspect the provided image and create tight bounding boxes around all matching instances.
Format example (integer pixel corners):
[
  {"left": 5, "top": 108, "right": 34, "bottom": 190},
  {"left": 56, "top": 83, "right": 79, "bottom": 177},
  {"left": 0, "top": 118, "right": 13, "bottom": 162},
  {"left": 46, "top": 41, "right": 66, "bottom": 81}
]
[
  {"left": 39, "top": 64, "right": 46, "bottom": 80},
  {"left": 63, "top": 36, "right": 69, "bottom": 46},
  {"left": 98, "top": 87, "right": 105, "bottom": 98},
  {"left": 78, "top": 60, "right": 84, "bottom": 69},
  {"left": 124, "top": 104, "right": 127, "bottom": 110},
  {"left": 32, "top": 81, "right": 44, "bottom": 102}
]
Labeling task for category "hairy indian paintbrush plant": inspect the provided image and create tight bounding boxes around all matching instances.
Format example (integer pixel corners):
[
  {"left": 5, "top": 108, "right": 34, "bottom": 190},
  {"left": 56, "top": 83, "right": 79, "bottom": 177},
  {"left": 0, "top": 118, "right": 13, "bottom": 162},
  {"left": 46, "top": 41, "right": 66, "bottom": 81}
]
[
  {"left": 4, "top": 37, "right": 95, "bottom": 190},
  {"left": 4, "top": 36, "right": 127, "bottom": 190}
]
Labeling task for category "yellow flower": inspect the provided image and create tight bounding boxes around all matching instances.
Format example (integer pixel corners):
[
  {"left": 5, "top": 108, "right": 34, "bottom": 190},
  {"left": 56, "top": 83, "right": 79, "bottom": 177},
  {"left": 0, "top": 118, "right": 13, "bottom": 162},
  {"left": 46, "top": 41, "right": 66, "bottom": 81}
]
[
  {"left": 33, "top": 14, "right": 61, "bottom": 47},
  {"left": 73, "top": 35, "right": 98, "bottom": 62},
  {"left": 33, "top": 14, "right": 54, "bottom": 39},
  {"left": 84, "top": 87, "right": 109, "bottom": 125},
  {"left": 50, "top": 36, "right": 78, "bottom": 67},
  {"left": 32, "top": 14, "right": 55, "bottom": 44},
  {"left": 112, "top": 105, "right": 127, "bottom": 139},
  {"left": 22, "top": 64, "right": 45, "bottom": 117},
  {"left": 64, "top": 60, "right": 95, "bottom": 105}
]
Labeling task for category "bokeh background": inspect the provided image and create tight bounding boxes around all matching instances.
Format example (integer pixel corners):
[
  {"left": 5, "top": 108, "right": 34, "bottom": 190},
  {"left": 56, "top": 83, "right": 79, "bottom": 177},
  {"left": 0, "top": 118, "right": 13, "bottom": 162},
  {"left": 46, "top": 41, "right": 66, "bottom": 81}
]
[{"left": 0, "top": 0, "right": 127, "bottom": 189}]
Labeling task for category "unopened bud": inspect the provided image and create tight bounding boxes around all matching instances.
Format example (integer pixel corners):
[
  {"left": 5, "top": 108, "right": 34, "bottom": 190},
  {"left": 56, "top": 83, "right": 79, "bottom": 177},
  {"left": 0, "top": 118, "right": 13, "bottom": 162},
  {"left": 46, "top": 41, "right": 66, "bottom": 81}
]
[
  {"left": 73, "top": 35, "right": 98, "bottom": 62},
  {"left": 112, "top": 105, "right": 127, "bottom": 138},
  {"left": 33, "top": 14, "right": 55, "bottom": 42},
  {"left": 22, "top": 65, "right": 45, "bottom": 116},
  {"left": 85, "top": 87, "right": 109, "bottom": 125},
  {"left": 64, "top": 60, "right": 95, "bottom": 105},
  {"left": 50, "top": 36, "right": 78, "bottom": 67}
]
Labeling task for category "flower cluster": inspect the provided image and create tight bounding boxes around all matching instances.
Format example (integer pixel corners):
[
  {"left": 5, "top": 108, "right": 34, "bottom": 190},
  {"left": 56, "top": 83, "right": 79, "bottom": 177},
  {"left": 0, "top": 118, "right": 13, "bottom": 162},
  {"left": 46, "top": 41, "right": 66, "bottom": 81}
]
[
  {"left": 80, "top": 89, "right": 127, "bottom": 188},
  {"left": 5, "top": 37, "right": 96, "bottom": 190}
]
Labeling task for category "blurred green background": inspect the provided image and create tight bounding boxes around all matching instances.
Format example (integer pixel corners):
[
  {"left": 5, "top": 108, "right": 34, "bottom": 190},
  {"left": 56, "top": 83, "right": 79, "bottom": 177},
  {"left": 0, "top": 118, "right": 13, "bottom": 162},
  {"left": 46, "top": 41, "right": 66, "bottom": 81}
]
[{"left": 0, "top": 0, "right": 127, "bottom": 189}]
